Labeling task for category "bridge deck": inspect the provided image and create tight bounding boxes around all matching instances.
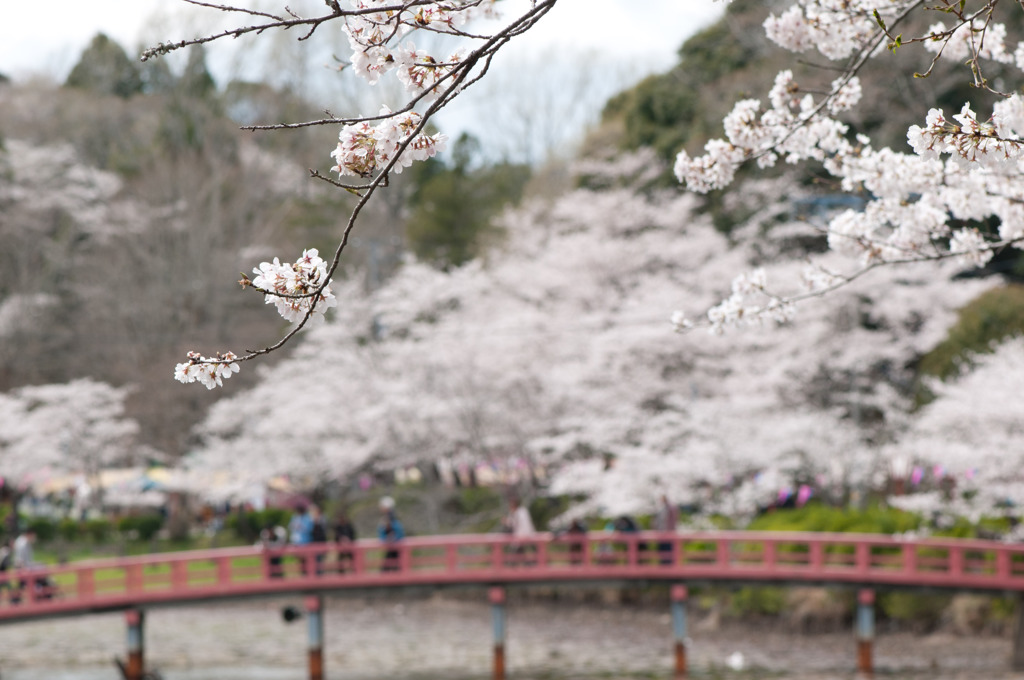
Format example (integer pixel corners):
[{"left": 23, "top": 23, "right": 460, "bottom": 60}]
[{"left": 2, "top": 530, "right": 1022, "bottom": 623}]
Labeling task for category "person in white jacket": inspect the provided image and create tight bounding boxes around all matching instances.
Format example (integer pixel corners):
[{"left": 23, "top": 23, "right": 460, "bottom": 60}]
[
  {"left": 12, "top": 530, "right": 35, "bottom": 570},
  {"left": 504, "top": 496, "right": 536, "bottom": 566},
  {"left": 506, "top": 496, "right": 535, "bottom": 538}
]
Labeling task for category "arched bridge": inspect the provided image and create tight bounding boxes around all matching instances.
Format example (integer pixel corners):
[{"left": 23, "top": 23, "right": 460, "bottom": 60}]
[{"left": 3, "top": 529, "right": 1022, "bottom": 623}]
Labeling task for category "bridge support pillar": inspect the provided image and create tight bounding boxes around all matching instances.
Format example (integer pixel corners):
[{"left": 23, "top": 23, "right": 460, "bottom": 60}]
[
  {"left": 490, "top": 586, "right": 506, "bottom": 680},
  {"left": 1011, "top": 594, "right": 1024, "bottom": 670},
  {"left": 306, "top": 595, "right": 324, "bottom": 680},
  {"left": 856, "top": 588, "right": 875, "bottom": 677},
  {"left": 125, "top": 608, "right": 145, "bottom": 680},
  {"left": 671, "top": 584, "right": 688, "bottom": 678}
]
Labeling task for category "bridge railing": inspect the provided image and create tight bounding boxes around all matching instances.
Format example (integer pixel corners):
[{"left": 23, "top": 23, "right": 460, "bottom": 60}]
[{"left": 1, "top": 530, "right": 1023, "bottom": 620}]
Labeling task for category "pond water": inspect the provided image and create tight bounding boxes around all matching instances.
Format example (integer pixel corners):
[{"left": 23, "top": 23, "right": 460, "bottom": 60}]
[{"left": 0, "top": 595, "right": 1015, "bottom": 680}]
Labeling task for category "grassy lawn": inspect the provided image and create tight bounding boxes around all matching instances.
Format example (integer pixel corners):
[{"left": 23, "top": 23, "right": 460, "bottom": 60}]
[
  {"left": 34, "top": 534, "right": 251, "bottom": 566},
  {"left": 46, "top": 553, "right": 267, "bottom": 593}
]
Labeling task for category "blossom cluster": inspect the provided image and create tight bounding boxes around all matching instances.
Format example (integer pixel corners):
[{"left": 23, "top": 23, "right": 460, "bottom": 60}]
[
  {"left": 924, "top": 20, "right": 1017, "bottom": 66},
  {"left": 331, "top": 107, "right": 448, "bottom": 178},
  {"left": 674, "top": 70, "right": 856, "bottom": 194},
  {"left": 672, "top": 269, "right": 796, "bottom": 334},
  {"left": 716, "top": 270, "right": 794, "bottom": 334},
  {"left": 342, "top": 0, "right": 491, "bottom": 91},
  {"left": 907, "top": 103, "right": 1024, "bottom": 169},
  {"left": 174, "top": 352, "right": 241, "bottom": 390},
  {"left": 763, "top": 1, "right": 906, "bottom": 60},
  {"left": 394, "top": 43, "right": 467, "bottom": 99},
  {"left": 250, "top": 248, "right": 338, "bottom": 325},
  {"left": 331, "top": 1, "right": 489, "bottom": 180}
]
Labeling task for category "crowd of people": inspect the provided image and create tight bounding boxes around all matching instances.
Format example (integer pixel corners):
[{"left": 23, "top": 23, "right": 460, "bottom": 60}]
[
  {"left": 256, "top": 493, "right": 678, "bottom": 577},
  {"left": 258, "top": 496, "right": 407, "bottom": 576}
]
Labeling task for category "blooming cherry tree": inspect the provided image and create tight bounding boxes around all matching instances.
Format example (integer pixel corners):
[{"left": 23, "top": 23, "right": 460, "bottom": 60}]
[
  {"left": 885, "top": 338, "right": 1024, "bottom": 525},
  {"left": 0, "top": 379, "right": 141, "bottom": 488},
  {"left": 184, "top": 151, "right": 994, "bottom": 518}
]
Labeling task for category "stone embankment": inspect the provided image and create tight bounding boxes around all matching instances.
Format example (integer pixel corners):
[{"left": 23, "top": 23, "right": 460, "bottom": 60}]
[{"left": 0, "top": 592, "right": 1019, "bottom": 679}]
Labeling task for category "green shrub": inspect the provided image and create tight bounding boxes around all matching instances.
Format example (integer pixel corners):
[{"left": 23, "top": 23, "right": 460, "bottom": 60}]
[
  {"left": 918, "top": 285, "right": 1024, "bottom": 382},
  {"left": 117, "top": 514, "right": 164, "bottom": 541},
  {"left": 57, "top": 518, "right": 81, "bottom": 542},
  {"left": 117, "top": 516, "right": 136, "bottom": 536},
  {"left": 729, "top": 587, "right": 786, "bottom": 617},
  {"left": 257, "top": 508, "right": 290, "bottom": 529},
  {"left": 529, "top": 495, "right": 583, "bottom": 532},
  {"left": 84, "top": 518, "right": 112, "bottom": 543},
  {"left": 26, "top": 517, "right": 56, "bottom": 543},
  {"left": 991, "top": 595, "right": 1017, "bottom": 621},
  {"left": 747, "top": 503, "right": 920, "bottom": 535},
  {"left": 933, "top": 518, "right": 977, "bottom": 539},
  {"left": 445, "top": 487, "right": 503, "bottom": 516},
  {"left": 226, "top": 508, "right": 291, "bottom": 541},
  {"left": 224, "top": 512, "right": 255, "bottom": 542},
  {"left": 880, "top": 591, "right": 951, "bottom": 630},
  {"left": 134, "top": 515, "right": 164, "bottom": 541}
]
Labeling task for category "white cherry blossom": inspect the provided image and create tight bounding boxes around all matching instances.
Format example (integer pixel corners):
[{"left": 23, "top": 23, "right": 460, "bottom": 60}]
[
  {"left": 174, "top": 352, "right": 241, "bottom": 390},
  {"left": 250, "top": 248, "right": 338, "bottom": 325}
]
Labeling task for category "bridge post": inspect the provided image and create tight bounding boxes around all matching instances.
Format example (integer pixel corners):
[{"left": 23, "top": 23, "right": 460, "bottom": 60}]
[
  {"left": 856, "top": 588, "right": 875, "bottom": 677},
  {"left": 489, "top": 586, "right": 506, "bottom": 680},
  {"left": 1011, "top": 594, "right": 1024, "bottom": 670},
  {"left": 671, "top": 584, "right": 688, "bottom": 678},
  {"left": 306, "top": 595, "right": 324, "bottom": 680},
  {"left": 124, "top": 608, "right": 145, "bottom": 680}
]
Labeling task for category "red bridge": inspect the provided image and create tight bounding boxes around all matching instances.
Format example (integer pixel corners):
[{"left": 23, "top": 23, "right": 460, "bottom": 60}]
[{"left": 3, "top": 530, "right": 1024, "bottom": 679}]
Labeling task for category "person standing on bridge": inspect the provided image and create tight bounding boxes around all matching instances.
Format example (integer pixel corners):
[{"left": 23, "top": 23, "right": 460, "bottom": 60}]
[
  {"left": 259, "top": 523, "right": 288, "bottom": 578},
  {"left": 12, "top": 529, "right": 35, "bottom": 570},
  {"left": 503, "top": 495, "right": 536, "bottom": 566},
  {"left": 289, "top": 504, "right": 314, "bottom": 545},
  {"left": 504, "top": 496, "right": 535, "bottom": 538},
  {"left": 565, "top": 518, "right": 587, "bottom": 565},
  {"left": 310, "top": 506, "right": 328, "bottom": 575},
  {"left": 653, "top": 494, "right": 678, "bottom": 565},
  {"left": 11, "top": 529, "right": 49, "bottom": 603},
  {"left": 377, "top": 496, "right": 404, "bottom": 572},
  {"left": 0, "top": 538, "right": 11, "bottom": 600},
  {"left": 333, "top": 509, "right": 357, "bottom": 573}
]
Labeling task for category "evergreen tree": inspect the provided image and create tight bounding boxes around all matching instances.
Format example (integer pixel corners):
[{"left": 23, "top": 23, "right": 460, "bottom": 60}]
[
  {"left": 405, "top": 133, "right": 530, "bottom": 269},
  {"left": 64, "top": 33, "right": 142, "bottom": 99},
  {"left": 139, "top": 56, "right": 177, "bottom": 96},
  {"left": 178, "top": 45, "right": 217, "bottom": 99}
]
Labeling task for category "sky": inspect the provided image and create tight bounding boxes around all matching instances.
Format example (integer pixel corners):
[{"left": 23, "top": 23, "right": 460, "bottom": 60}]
[
  {"left": 0, "top": 1, "right": 725, "bottom": 161},
  {"left": 0, "top": 1, "right": 725, "bottom": 81}
]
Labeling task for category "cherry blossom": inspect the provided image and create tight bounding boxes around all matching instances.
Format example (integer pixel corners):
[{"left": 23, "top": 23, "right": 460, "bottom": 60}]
[
  {"left": 249, "top": 248, "right": 338, "bottom": 325},
  {"left": 672, "top": 1, "right": 1024, "bottom": 334},
  {"left": 174, "top": 352, "right": 241, "bottom": 390},
  {"left": 886, "top": 338, "right": 1024, "bottom": 525},
  {"left": 331, "top": 108, "right": 448, "bottom": 178},
  {"left": 0, "top": 379, "right": 140, "bottom": 486},
  {"left": 182, "top": 153, "right": 994, "bottom": 520},
  {"left": 394, "top": 43, "right": 467, "bottom": 100}
]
